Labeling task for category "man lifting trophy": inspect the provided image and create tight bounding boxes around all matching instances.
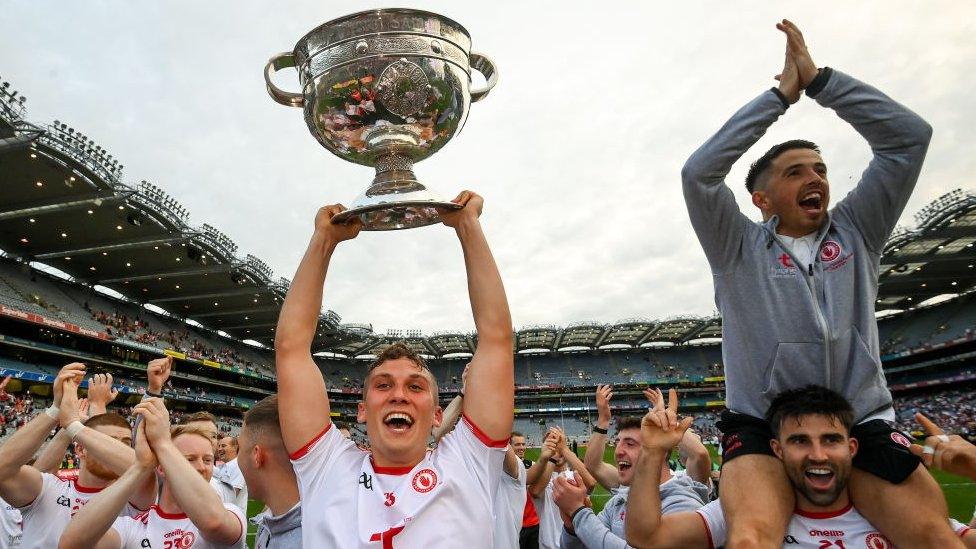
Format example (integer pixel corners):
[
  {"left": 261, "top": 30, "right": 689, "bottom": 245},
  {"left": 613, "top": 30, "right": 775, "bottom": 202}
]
[{"left": 265, "top": 8, "right": 498, "bottom": 230}]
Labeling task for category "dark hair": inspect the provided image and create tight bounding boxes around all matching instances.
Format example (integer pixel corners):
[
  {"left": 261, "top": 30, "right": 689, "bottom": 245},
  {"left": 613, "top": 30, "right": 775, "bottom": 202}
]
[
  {"left": 84, "top": 412, "right": 130, "bottom": 430},
  {"left": 510, "top": 431, "right": 525, "bottom": 441},
  {"left": 765, "top": 385, "right": 854, "bottom": 438},
  {"left": 181, "top": 411, "right": 217, "bottom": 426},
  {"left": 614, "top": 416, "right": 642, "bottom": 434},
  {"left": 745, "top": 139, "right": 821, "bottom": 193}
]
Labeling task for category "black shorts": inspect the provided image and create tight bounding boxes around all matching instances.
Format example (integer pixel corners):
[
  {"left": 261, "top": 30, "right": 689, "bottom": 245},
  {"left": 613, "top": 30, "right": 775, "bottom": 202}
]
[{"left": 717, "top": 410, "right": 920, "bottom": 484}]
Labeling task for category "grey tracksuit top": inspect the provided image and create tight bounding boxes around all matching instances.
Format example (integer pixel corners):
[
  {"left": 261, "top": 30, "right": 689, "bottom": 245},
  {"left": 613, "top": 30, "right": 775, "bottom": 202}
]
[
  {"left": 681, "top": 68, "right": 932, "bottom": 422},
  {"left": 560, "top": 477, "right": 710, "bottom": 549}
]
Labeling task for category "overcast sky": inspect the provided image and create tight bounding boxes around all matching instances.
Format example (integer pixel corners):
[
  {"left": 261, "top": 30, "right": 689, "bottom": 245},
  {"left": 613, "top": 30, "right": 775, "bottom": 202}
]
[{"left": 2, "top": 2, "right": 974, "bottom": 335}]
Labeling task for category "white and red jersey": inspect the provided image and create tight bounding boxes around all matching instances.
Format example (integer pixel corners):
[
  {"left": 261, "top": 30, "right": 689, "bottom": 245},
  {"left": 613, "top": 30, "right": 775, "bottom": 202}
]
[
  {"left": 697, "top": 499, "right": 972, "bottom": 548},
  {"left": 18, "top": 472, "right": 143, "bottom": 549},
  {"left": 494, "top": 458, "right": 526, "bottom": 549},
  {"left": 290, "top": 414, "right": 507, "bottom": 548},
  {"left": 112, "top": 504, "right": 245, "bottom": 549},
  {"left": 532, "top": 474, "right": 563, "bottom": 549},
  {"left": 0, "top": 496, "right": 21, "bottom": 549}
]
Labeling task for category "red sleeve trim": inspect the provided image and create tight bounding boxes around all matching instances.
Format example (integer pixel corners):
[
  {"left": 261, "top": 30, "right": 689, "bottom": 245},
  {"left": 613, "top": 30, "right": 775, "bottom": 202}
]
[
  {"left": 696, "top": 511, "right": 715, "bottom": 549},
  {"left": 289, "top": 422, "right": 333, "bottom": 460},
  {"left": 461, "top": 414, "right": 509, "bottom": 448}
]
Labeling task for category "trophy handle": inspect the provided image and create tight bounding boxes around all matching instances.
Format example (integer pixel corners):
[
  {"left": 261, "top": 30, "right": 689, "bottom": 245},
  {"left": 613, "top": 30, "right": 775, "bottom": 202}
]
[
  {"left": 469, "top": 52, "right": 498, "bottom": 103},
  {"left": 264, "top": 52, "right": 305, "bottom": 108}
]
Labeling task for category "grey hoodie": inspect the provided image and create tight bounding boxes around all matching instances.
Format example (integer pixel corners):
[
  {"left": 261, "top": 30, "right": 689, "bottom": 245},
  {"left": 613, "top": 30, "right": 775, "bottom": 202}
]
[
  {"left": 252, "top": 503, "right": 302, "bottom": 549},
  {"left": 560, "top": 476, "right": 709, "bottom": 548},
  {"left": 681, "top": 68, "right": 932, "bottom": 421}
]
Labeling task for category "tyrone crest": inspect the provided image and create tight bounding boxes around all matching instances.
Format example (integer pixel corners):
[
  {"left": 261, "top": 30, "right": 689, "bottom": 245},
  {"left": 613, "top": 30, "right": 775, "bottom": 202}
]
[
  {"left": 411, "top": 468, "right": 438, "bottom": 493},
  {"left": 375, "top": 59, "right": 431, "bottom": 118}
]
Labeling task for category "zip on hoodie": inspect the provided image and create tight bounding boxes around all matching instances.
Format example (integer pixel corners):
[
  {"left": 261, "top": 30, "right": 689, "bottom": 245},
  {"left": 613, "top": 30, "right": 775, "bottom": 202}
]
[{"left": 768, "top": 224, "right": 833, "bottom": 388}]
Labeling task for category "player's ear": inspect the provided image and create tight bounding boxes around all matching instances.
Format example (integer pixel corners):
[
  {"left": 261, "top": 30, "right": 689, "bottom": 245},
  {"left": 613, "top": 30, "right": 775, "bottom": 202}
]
[
  {"left": 770, "top": 438, "right": 784, "bottom": 460},
  {"left": 848, "top": 436, "right": 858, "bottom": 458},
  {"left": 751, "top": 190, "right": 769, "bottom": 211},
  {"left": 431, "top": 405, "right": 443, "bottom": 429},
  {"left": 356, "top": 402, "right": 366, "bottom": 424}
]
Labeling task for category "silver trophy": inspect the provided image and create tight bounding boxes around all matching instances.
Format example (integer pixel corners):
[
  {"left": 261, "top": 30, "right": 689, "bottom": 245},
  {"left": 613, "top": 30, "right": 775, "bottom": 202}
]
[{"left": 265, "top": 8, "right": 498, "bottom": 230}]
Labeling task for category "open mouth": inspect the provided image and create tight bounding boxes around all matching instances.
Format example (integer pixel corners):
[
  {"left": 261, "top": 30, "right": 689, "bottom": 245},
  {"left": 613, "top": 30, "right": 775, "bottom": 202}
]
[
  {"left": 798, "top": 190, "right": 824, "bottom": 214},
  {"left": 383, "top": 411, "right": 415, "bottom": 433},
  {"left": 804, "top": 466, "right": 835, "bottom": 490},
  {"left": 617, "top": 459, "right": 632, "bottom": 473}
]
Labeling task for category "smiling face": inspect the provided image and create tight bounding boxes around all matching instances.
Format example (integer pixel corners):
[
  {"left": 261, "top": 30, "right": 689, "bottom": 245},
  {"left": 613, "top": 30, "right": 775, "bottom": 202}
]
[
  {"left": 752, "top": 148, "right": 830, "bottom": 237},
  {"left": 169, "top": 432, "right": 216, "bottom": 483},
  {"left": 770, "top": 413, "right": 857, "bottom": 510},
  {"left": 510, "top": 435, "right": 527, "bottom": 459},
  {"left": 614, "top": 427, "right": 642, "bottom": 486},
  {"left": 357, "top": 357, "right": 442, "bottom": 467}
]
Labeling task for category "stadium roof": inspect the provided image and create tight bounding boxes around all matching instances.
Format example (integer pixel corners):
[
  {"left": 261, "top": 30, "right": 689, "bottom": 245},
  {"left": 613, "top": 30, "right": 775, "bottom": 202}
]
[{"left": 3, "top": 76, "right": 976, "bottom": 358}]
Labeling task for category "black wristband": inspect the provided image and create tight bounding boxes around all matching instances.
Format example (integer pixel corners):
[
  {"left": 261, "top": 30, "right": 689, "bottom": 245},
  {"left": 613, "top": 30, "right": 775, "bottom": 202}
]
[
  {"left": 548, "top": 457, "right": 559, "bottom": 465},
  {"left": 592, "top": 425, "right": 608, "bottom": 435},
  {"left": 805, "top": 67, "right": 832, "bottom": 98},
  {"left": 144, "top": 391, "right": 162, "bottom": 398},
  {"left": 570, "top": 505, "right": 588, "bottom": 520},
  {"left": 770, "top": 87, "right": 790, "bottom": 109}
]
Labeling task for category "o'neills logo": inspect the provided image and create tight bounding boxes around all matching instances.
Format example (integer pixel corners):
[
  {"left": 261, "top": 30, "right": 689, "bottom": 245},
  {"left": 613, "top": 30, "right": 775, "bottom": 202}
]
[
  {"left": 865, "top": 532, "right": 893, "bottom": 549},
  {"left": 819, "top": 240, "right": 841, "bottom": 262},
  {"left": 411, "top": 468, "right": 437, "bottom": 493},
  {"left": 890, "top": 432, "right": 911, "bottom": 448},
  {"left": 165, "top": 529, "right": 196, "bottom": 548}
]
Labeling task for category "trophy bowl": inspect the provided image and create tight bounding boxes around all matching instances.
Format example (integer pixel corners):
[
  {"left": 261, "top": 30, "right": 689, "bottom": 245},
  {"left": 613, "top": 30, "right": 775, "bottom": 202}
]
[{"left": 265, "top": 8, "right": 498, "bottom": 230}]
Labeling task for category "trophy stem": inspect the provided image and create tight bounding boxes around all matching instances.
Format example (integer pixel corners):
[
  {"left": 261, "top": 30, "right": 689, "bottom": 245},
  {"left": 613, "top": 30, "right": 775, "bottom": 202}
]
[{"left": 330, "top": 152, "right": 461, "bottom": 231}]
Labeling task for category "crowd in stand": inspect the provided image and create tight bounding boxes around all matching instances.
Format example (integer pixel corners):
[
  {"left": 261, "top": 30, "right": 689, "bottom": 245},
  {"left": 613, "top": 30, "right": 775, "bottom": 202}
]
[{"left": 0, "top": 378, "right": 35, "bottom": 438}]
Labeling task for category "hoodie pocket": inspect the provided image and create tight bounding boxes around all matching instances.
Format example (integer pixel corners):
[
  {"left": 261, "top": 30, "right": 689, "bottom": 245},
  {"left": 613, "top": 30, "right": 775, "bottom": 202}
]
[
  {"left": 760, "top": 342, "right": 827, "bottom": 397},
  {"left": 841, "top": 327, "right": 889, "bottom": 419}
]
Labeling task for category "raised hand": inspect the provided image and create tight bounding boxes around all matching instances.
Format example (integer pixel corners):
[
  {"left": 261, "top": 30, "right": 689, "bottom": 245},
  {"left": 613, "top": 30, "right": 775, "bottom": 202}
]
[
  {"left": 552, "top": 471, "right": 588, "bottom": 517},
  {"left": 596, "top": 385, "right": 613, "bottom": 425},
  {"left": 540, "top": 430, "right": 560, "bottom": 459},
  {"left": 146, "top": 356, "right": 173, "bottom": 394},
  {"left": 133, "top": 398, "right": 172, "bottom": 448},
  {"left": 777, "top": 19, "right": 818, "bottom": 89},
  {"left": 77, "top": 398, "right": 90, "bottom": 422},
  {"left": 87, "top": 373, "right": 119, "bottom": 410},
  {"left": 909, "top": 413, "right": 976, "bottom": 480},
  {"left": 774, "top": 25, "right": 801, "bottom": 104},
  {"left": 438, "top": 190, "right": 484, "bottom": 229},
  {"left": 640, "top": 388, "right": 694, "bottom": 452},
  {"left": 58, "top": 378, "right": 83, "bottom": 427},
  {"left": 133, "top": 415, "right": 158, "bottom": 470},
  {"left": 316, "top": 203, "right": 362, "bottom": 242},
  {"left": 52, "top": 362, "right": 86, "bottom": 407}
]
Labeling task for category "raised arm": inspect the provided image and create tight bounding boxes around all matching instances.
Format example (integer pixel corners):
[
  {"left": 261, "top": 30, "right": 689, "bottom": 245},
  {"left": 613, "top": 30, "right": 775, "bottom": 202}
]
[
  {"left": 86, "top": 373, "right": 119, "bottom": 416},
  {"left": 677, "top": 429, "right": 713, "bottom": 488},
  {"left": 773, "top": 20, "right": 934, "bottom": 252},
  {"left": 441, "top": 191, "right": 514, "bottom": 441},
  {"left": 34, "top": 429, "right": 71, "bottom": 473},
  {"left": 137, "top": 399, "right": 242, "bottom": 545},
  {"left": 527, "top": 429, "right": 559, "bottom": 493},
  {"left": 585, "top": 385, "right": 621, "bottom": 490},
  {"left": 275, "top": 205, "right": 361, "bottom": 455},
  {"left": 432, "top": 365, "right": 469, "bottom": 442},
  {"left": 59, "top": 379, "right": 137, "bottom": 477},
  {"left": 0, "top": 363, "right": 85, "bottom": 507},
  {"left": 556, "top": 427, "right": 597, "bottom": 492},
  {"left": 58, "top": 421, "right": 156, "bottom": 549},
  {"left": 625, "top": 389, "right": 707, "bottom": 549}
]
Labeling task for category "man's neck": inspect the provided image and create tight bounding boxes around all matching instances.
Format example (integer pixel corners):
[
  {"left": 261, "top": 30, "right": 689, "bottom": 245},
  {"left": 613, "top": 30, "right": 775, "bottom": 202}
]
[
  {"left": 795, "top": 489, "right": 851, "bottom": 516},
  {"left": 261, "top": 469, "right": 300, "bottom": 517},
  {"left": 76, "top": 467, "right": 111, "bottom": 490},
  {"left": 158, "top": 487, "right": 183, "bottom": 516},
  {"left": 371, "top": 449, "right": 425, "bottom": 471}
]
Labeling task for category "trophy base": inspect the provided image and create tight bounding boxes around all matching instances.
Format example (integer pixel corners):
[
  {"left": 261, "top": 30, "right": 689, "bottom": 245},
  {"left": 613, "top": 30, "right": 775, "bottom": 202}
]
[{"left": 332, "top": 155, "right": 460, "bottom": 230}]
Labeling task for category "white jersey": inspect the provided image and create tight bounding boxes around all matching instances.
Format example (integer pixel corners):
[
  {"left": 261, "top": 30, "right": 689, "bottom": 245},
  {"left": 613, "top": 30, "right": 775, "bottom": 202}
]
[
  {"left": 291, "top": 415, "right": 507, "bottom": 548},
  {"left": 494, "top": 458, "right": 527, "bottom": 549},
  {"left": 112, "top": 504, "right": 245, "bottom": 549},
  {"left": 698, "top": 500, "right": 887, "bottom": 548},
  {"left": 0, "top": 497, "right": 21, "bottom": 549},
  {"left": 211, "top": 458, "right": 247, "bottom": 511},
  {"left": 17, "top": 473, "right": 142, "bottom": 549},
  {"left": 532, "top": 474, "right": 564, "bottom": 549}
]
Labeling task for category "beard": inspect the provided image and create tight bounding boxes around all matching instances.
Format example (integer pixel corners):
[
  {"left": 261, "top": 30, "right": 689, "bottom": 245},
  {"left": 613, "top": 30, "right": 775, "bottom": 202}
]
[{"left": 787, "top": 459, "right": 850, "bottom": 508}]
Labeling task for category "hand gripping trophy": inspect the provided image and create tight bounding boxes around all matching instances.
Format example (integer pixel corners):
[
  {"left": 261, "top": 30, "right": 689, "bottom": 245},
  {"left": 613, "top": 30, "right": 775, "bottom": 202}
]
[{"left": 265, "top": 9, "right": 498, "bottom": 230}]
